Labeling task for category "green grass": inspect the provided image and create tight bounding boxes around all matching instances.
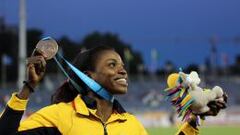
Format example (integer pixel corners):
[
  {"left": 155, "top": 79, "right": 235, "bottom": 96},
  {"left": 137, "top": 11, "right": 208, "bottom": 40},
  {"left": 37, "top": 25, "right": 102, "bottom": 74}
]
[{"left": 147, "top": 126, "right": 240, "bottom": 135}]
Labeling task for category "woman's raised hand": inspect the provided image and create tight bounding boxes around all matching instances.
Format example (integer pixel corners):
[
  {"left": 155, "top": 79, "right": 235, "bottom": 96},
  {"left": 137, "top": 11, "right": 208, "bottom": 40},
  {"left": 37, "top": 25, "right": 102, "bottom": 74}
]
[
  {"left": 26, "top": 48, "right": 47, "bottom": 88},
  {"left": 17, "top": 48, "right": 47, "bottom": 99}
]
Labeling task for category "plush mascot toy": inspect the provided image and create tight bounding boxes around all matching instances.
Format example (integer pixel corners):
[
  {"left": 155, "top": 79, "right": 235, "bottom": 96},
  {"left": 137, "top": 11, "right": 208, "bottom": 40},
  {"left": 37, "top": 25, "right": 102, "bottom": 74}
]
[{"left": 165, "top": 71, "right": 224, "bottom": 123}]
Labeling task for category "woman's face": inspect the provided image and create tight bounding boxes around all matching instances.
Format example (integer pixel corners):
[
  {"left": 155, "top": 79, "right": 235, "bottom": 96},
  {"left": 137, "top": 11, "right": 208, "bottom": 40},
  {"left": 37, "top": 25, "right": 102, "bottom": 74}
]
[{"left": 89, "top": 50, "right": 128, "bottom": 94}]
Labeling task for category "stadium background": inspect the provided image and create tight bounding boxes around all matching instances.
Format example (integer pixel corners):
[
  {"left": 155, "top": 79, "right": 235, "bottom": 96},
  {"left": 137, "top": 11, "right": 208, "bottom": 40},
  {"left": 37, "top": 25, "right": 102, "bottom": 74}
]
[{"left": 1, "top": 0, "right": 240, "bottom": 134}]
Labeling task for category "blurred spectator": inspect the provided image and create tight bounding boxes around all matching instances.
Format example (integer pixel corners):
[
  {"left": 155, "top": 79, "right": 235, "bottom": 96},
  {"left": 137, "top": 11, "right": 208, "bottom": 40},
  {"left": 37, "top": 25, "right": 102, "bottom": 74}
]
[
  {"left": 3, "top": 94, "right": 10, "bottom": 104},
  {"left": 0, "top": 94, "right": 4, "bottom": 108},
  {"left": 230, "top": 54, "right": 240, "bottom": 75},
  {"left": 142, "top": 89, "right": 163, "bottom": 108},
  {"left": 164, "top": 60, "right": 176, "bottom": 75},
  {"left": 169, "top": 110, "right": 176, "bottom": 126}
]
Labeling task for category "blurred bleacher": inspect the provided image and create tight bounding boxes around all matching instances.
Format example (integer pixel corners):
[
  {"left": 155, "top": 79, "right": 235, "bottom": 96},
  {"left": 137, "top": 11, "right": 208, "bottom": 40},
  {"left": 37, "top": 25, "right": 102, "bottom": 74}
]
[
  {"left": 1, "top": 74, "right": 239, "bottom": 112},
  {"left": 1, "top": 74, "right": 240, "bottom": 126}
]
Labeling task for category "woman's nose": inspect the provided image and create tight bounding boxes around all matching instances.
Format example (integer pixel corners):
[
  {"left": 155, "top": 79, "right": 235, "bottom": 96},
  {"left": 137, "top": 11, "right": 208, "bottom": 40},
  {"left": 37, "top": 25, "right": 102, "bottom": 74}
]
[{"left": 118, "top": 66, "right": 127, "bottom": 75}]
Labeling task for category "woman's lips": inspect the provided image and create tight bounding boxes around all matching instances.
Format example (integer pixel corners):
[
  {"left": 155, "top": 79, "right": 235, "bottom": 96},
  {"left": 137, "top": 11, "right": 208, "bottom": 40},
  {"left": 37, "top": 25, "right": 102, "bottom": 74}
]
[{"left": 115, "top": 78, "right": 128, "bottom": 86}]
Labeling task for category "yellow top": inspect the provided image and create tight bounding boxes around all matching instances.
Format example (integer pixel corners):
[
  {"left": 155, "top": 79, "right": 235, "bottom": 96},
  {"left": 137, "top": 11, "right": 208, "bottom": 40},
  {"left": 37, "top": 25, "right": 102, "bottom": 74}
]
[{"left": 6, "top": 93, "right": 199, "bottom": 135}]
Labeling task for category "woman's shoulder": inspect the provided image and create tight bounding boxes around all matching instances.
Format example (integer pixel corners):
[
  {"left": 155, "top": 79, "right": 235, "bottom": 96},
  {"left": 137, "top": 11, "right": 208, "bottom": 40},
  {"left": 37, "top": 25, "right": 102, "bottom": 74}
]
[
  {"left": 50, "top": 100, "right": 73, "bottom": 108},
  {"left": 122, "top": 112, "right": 142, "bottom": 122},
  {"left": 34, "top": 101, "right": 74, "bottom": 116}
]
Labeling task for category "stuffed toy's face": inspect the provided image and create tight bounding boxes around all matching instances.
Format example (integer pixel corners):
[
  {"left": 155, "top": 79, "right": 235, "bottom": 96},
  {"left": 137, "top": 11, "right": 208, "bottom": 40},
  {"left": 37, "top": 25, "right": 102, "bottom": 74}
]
[
  {"left": 167, "top": 73, "right": 179, "bottom": 88},
  {"left": 167, "top": 71, "right": 201, "bottom": 90}
]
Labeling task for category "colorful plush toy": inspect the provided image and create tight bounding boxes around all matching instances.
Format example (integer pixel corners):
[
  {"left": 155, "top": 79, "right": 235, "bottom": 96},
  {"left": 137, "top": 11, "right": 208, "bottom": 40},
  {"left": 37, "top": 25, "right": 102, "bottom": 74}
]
[{"left": 165, "top": 71, "right": 224, "bottom": 123}]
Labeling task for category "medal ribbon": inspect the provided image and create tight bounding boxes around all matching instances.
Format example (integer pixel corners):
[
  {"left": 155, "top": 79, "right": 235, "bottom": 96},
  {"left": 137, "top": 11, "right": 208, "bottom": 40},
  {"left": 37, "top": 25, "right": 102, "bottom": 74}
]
[{"left": 53, "top": 53, "right": 115, "bottom": 103}]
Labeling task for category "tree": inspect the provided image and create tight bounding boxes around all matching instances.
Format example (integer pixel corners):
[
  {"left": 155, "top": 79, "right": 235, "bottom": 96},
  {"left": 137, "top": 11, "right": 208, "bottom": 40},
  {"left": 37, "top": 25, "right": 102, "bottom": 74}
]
[
  {"left": 80, "top": 31, "right": 144, "bottom": 74},
  {"left": 0, "top": 27, "right": 18, "bottom": 81},
  {"left": 26, "top": 29, "right": 43, "bottom": 56},
  {"left": 184, "top": 64, "right": 199, "bottom": 73},
  {"left": 230, "top": 54, "right": 240, "bottom": 75},
  {"left": 58, "top": 36, "right": 81, "bottom": 60}
]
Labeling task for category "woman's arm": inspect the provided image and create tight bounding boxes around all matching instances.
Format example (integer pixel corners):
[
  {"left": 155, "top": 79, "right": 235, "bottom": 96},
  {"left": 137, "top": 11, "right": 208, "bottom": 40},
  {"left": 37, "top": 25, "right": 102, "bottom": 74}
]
[
  {"left": 176, "top": 115, "right": 199, "bottom": 135},
  {"left": 176, "top": 93, "right": 228, "bottom": 135},
  {"left": 0, "top": 49, "right": 47, "bottom": 135},
  {"left": 0, "top": 93, "right": 28, "bottom": 135},
  {"left": 0, "top": 80, "right": 40, "bottom": 134},
  {"left": 0, "top": 93, "right": 61, "bottom": 135}
]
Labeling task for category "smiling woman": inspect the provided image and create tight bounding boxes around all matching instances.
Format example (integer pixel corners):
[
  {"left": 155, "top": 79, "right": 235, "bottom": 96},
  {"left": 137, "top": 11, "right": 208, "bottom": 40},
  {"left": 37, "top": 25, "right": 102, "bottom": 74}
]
[
  {"left": 0, "top": 45, "right": 225, "bottom": 135},
  {"left": 88, "top": 50, "right": 128, "bottom": 94}
]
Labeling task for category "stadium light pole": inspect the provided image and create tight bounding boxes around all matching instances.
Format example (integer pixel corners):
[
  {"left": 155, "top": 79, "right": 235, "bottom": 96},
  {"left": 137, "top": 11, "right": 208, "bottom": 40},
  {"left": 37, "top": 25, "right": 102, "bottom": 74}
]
[
  {"left": 18, "top": 0, "right": 27, "bottom": 88},
  {"left": 209, "top": 36, "right": 218, "bottom": 76}
]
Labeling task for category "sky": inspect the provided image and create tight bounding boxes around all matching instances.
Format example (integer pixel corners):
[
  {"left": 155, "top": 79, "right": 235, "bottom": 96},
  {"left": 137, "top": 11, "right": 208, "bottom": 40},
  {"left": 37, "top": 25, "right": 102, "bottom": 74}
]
[{"left": 1, "top": 0, "right": 240, "bottom": 69}]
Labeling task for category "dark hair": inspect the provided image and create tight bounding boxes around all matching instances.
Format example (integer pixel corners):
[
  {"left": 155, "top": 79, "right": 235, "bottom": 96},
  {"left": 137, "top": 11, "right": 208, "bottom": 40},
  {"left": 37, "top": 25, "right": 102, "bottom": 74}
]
[{"left": 51, "top": 45, "right": 114, "bottom": 104}]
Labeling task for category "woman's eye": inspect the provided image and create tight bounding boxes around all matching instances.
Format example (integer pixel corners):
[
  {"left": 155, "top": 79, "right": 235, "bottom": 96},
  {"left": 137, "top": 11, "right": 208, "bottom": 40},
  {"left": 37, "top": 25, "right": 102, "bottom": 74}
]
[{"left": 109, "top": 63, "right": 116, "bottom": 68}]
